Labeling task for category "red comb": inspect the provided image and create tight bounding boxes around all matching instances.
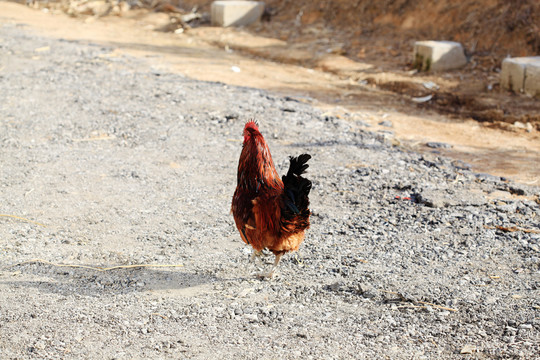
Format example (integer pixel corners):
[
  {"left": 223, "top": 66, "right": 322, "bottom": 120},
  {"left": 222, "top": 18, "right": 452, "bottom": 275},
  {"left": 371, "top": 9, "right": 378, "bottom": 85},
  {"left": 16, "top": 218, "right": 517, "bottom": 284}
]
[{"left": 244, "top": 120, "right": 259, "bottom": 131}]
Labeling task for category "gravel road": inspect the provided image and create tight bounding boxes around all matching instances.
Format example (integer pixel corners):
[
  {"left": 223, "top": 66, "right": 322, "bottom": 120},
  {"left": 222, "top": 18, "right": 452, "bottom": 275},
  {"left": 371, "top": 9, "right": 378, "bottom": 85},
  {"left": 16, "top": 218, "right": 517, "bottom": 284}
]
[{"left": 1, "top": 21, "right": 539, "bottom": 359}]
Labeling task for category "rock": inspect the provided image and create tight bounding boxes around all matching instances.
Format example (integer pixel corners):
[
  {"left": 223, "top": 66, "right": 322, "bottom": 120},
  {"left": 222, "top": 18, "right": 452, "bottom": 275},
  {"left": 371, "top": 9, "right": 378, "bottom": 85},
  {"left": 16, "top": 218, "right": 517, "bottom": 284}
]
[
  {"left": 34, "top": 340, "right": 46, "bottom": 350},
  {"left": 358, "top": 283, "right": 377, "bottom": 299},
  {"left": 328, "top": 281, "right": 343, "bottom": 292},
  {"left": 378, "top": 120, "right": 393, "bottom": 127},
  {"left": 413, "top": 41, "right": 467, "bottom": 72},
  {"left": 237, "top": 288, "right": 254, "bottom": 297},
  {"left": 475, "top": 173, "right": 501, "bottom": 182},
  {"left": 451, "top": 159, "right": 472, "bottom": 170},
  {"left": 513, "top": 121, "right": 533, "bottom": 131},
  {"left": 244, "top": 313, "right": 258, "bottom": 322},
  {"left": 417, "top": 189, "right": 485, "bottom": 208},
  {"left": 417, "top": 189, "right": 449, "bottom": 208},
  {"left": 508, "top": 184, "right": 527, "bottom": 196},
  {"left": 426, "top": 142, "right": 452, "bottom": 149},
  {"left": 460, "top": 344, "right": 476, "bottom": 354}
]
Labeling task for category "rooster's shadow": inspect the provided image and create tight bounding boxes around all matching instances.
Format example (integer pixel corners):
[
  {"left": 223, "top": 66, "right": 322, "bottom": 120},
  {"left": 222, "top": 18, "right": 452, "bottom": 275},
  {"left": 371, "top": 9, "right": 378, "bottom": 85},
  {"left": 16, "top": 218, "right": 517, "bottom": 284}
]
[{"left": 2, "top": 262, "right": 217, "bottom": 297}]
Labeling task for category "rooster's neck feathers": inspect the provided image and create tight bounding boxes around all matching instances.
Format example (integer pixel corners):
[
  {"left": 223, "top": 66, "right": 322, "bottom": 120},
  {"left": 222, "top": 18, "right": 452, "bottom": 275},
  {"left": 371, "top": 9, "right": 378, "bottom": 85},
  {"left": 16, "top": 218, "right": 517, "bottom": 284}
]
[{"left": 238, "top": 124, "right": 282, "bottom": 193}]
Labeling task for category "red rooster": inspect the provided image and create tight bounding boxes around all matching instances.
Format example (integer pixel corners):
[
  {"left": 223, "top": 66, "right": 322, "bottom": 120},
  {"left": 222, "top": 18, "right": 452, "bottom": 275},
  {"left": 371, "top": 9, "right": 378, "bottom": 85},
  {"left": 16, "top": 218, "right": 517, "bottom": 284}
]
[{"left": 231, "top": 121, "right": 312, "bottom": 278}]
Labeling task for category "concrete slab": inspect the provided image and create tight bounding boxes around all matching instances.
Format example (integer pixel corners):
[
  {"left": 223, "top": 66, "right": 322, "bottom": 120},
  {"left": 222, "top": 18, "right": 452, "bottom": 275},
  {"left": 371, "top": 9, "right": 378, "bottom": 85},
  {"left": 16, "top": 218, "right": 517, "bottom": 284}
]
[
  {"left": 413, "top": 40, "right": 467, "bottom": 72},
  {"left": 211, "top": 1, "right": 265, "bottom": 27},
  {"left": 501, "top": 56, "right": 540, "bottom": 97}
]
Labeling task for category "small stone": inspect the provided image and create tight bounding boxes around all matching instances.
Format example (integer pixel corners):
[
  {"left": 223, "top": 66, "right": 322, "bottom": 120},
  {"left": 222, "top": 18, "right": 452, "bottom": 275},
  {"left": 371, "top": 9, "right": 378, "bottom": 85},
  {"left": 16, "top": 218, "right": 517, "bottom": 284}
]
[
  {"left": 505, "top": 336, "right": 516, "bottom": 344},
  {"left": 238, "top": 288, "right": 253, "bottom": 297},
  {"left": 508, "top": 184, "right": 527, "bottom": 196},
  {"left": 34, "top": 340, "right": 46, "bottom": 350},
  {"left": 426, "top": 142, "right": 452, "bottom": 149},
  {"left": 357, "top": 283, "right": 376, "bottom": 299},
  {"left": 244, "top": 314, "right": 258, "bottom": 322},
  {"left": 329, "top": 282, "right": 342, "bottom": 291},
  {"left": 485, "top": 296, "right": 497, "bottom": 305},
  {"left": 460, "top": 344, "right": 476, "bottom": 354},
  {"left": 452, "top": 159, "right": 472, "bottom": 170},
  {"left": 417, "top": 190, "right": 446, "bottom": 208}
]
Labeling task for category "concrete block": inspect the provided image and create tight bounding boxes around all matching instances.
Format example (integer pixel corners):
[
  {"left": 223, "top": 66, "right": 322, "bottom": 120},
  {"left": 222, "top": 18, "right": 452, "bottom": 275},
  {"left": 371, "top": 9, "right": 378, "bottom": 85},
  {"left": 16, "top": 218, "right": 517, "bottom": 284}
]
[
  {"left": 500, "top": 57, "right": 527, "bottom": 92},
  {"left": 413, "top": 41, "right": 467, "bottom": 72},
  {"left": 523, "top": 61, "right": 540, "bottom": 97},
  {"left": 211, "top": 1, "right": 265, "bottom": 27},
  {"left": 501, "top": 57, "right": 540, "bottom": 97}
]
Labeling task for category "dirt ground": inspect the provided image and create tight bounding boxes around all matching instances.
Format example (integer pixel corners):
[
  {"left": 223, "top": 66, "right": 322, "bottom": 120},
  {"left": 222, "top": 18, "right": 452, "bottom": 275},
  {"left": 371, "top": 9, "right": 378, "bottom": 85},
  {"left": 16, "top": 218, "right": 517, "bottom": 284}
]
[
  {"left": 5, "top": 0, "right": 540, "bottom": 185},
  {"left": 1, "top": 2, "right": 539, "bottom": 359}
]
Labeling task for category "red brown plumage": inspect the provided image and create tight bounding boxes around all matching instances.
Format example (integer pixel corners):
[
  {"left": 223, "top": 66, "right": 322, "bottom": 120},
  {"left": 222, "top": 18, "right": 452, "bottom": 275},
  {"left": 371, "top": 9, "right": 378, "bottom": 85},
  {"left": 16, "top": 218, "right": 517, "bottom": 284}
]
[{"left": 231, "top": 121, "right": 312, "bottom": 277}]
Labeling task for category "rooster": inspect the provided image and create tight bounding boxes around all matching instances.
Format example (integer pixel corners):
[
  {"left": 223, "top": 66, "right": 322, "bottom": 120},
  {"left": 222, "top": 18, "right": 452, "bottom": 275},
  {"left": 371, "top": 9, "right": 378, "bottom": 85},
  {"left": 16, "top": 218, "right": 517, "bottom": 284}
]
[{"left": 231, "top": 121, "right": 312, "bottom": 278}]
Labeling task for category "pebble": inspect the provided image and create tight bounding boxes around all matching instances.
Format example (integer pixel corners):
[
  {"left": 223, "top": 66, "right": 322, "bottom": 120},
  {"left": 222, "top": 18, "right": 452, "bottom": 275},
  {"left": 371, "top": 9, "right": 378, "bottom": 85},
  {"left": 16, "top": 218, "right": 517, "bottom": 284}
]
[
  {"left": 244, "top": 314, "right": 258, "bottom": 322},
  {"left": 460, "top": 345, "right": 476, "bottom": 354},
  {"left": 426, "top": 142, "right": 452, "bottom": 149}
]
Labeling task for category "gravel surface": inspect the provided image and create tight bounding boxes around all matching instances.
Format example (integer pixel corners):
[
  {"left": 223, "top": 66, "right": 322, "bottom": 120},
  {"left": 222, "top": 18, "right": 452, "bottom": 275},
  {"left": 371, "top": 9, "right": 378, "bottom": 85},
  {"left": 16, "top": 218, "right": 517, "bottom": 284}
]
[{"left": 1, "top": 22, "right": 539, "bottom": 359}]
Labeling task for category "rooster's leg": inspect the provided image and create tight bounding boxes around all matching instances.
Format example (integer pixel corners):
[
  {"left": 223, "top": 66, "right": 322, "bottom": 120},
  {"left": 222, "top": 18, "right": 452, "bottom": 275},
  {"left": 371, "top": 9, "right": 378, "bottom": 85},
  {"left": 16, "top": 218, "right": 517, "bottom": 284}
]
[
  {"left": 250, "top": 249, "right": 263, "bottom": 263},
  {"left": 247, "top": 250, "right": 264, "bottom": 274},
  {"left": 259, "top": 253, "right": 283, "bottom": 279}
]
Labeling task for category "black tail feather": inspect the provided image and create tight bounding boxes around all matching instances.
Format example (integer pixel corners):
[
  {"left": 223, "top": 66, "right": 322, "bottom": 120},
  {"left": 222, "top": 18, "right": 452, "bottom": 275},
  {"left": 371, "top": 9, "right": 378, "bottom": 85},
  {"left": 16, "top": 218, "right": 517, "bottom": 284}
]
[
  {"left": 282, "top": 154, "right": 312, "bottom": 219},
  {"left": 287, "top": 154, "right": 311, "bottom": 177}
]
